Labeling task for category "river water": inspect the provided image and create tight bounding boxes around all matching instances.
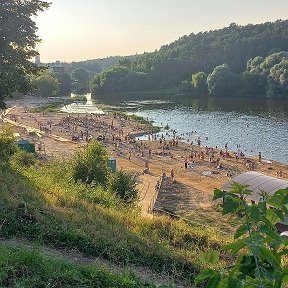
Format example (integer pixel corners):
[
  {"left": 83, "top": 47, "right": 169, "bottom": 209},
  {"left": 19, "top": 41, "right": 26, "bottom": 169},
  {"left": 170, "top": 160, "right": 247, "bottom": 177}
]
[{"left": 64, "top": 94, "right": 288, "bottom": 164}]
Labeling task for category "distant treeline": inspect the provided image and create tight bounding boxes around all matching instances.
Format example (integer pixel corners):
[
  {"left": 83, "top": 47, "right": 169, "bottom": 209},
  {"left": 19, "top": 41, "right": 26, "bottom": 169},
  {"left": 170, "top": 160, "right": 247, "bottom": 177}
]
[
  {"left": 89, "top": 20, "right": 288, "bottom": 99},
  {"left": 32, "top": 55, "right": 138, "bottom": 97},
  {"left": 34, "top": 20, "right": 288, "bottom": 100}
]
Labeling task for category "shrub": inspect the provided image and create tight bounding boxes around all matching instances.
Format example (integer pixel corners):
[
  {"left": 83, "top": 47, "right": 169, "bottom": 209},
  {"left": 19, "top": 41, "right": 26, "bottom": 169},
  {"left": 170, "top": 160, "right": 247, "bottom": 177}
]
[
  {"left": 110, "top": 170, "right": 138, "bottom": 203},
  {"left": 71, "top": 140, "right": 111, "bottom": 185},
  {"left": 0, "top": 127, "right": 18, "bottom": 161},
  {"left": 10, "top": 150, "right": 36, "bottom": 167}
]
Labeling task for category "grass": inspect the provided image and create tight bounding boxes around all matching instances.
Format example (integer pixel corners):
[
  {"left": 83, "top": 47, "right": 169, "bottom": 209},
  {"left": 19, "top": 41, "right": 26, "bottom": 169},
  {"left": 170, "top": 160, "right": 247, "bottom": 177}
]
[
  {"left": 30, "top": 96, "right": 87, "bottom": 113},
  {"left": 0, "top": 244, "right": 171, "bottom": 288},
  {"left": 30, "top": 103, "right": 61, "bottom": 113},
  {"left": 184, "top": 203, "right": 241, "bottom": 236},
  {"left": 0, "top": 154, "right": 233, "bottom": 286}
]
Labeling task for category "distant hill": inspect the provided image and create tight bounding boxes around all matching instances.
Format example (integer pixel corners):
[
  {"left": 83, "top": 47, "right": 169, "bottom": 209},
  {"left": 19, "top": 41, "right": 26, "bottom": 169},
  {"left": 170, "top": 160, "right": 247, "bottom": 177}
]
[
  {"left": 133, "top": 20, "right": 288, "bottom": 85},
  {"left": 62, "top": 55, "right": 139, "bottom": 75},
  {"left": 90, "top": 20, "right": 288, "bottom": 97}
]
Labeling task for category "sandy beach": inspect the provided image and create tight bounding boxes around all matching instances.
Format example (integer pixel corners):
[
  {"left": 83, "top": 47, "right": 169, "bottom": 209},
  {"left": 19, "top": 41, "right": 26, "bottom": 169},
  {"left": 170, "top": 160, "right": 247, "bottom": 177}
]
[{"left": 1, "top": 97, "right": 288, "bottom": 223}]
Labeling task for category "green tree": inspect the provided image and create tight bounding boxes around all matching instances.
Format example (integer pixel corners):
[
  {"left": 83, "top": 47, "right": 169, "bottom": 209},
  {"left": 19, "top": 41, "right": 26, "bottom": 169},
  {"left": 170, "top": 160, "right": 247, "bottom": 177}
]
[
  {"left": 71, "top": 68, "right": 90, "bottom": 94},
  {"left": 191, "top": 71, "right": 208, "bottom": 95},
  {"left": 267, "top": 60, "right": 288, "bottom": 98},
  {"left": 246, "top": 56, "right": 264, "bottom": 74},
  {"left": 0, "top": 0, "right": 50, "bottom": 108},
  {"left": 118, "top": 58, "right": 132, "bottom": 69},
  {"left": 32, "top": 71, "right": 59, "bottom": 98},
  {"left": 178, "top": 80, "right": 192, "bottom": 93},
  {"left": 55, "top": 72, "right": 72, "bottom": 96},
  {"left": 207, "top": 64, "right": 239, "bottom": 96},
  {"left": 238, "top": 72, "right": 266, "bottom": 97},
  {"left": 72, "top": 140, "right": 111, "bottom": 186}
]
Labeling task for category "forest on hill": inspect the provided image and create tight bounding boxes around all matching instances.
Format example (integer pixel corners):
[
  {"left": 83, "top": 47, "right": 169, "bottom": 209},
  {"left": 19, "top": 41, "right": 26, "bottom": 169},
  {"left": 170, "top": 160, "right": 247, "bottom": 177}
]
[
  {"left": 89, "top": 20, "right": 288, "bottom": 99},
  {"left": 30, "top": 20, "right": 288, "bottom": 101}
]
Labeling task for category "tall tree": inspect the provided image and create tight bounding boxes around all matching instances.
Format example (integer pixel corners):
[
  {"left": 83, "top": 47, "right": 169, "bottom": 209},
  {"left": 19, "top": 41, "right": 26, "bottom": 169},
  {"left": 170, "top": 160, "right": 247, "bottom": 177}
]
[
  {"left": 207, "top": 64, "right": 239, "bottom": 96},
  {"left": 0, "top": 0, "right": 49, "bottom": 109},
  {"left": 55, "top": 72, "right": 72, "bottom": 96},
  {"left": 32, "top": 71, "right": 59, "bottom": 98},
  {"left": 191, "top": 71, "right": 208, "bottom": 95}
]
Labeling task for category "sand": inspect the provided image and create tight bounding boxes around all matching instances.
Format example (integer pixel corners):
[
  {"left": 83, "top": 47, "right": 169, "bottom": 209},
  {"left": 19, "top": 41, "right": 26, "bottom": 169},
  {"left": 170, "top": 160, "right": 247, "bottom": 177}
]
[{"left": 1, "top": 97, "right": 287, "bottom": 218}]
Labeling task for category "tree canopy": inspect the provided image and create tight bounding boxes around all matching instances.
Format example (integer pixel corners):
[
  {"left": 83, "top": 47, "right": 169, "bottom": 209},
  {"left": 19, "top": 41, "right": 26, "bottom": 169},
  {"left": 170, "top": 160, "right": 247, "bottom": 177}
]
[
  {"left": 0, "top": 0, "right": 49, "bottom": 108},
  {"left": 32, "top": 71, "right": 59, "bottom": 98},
  {"left": 90, "top": 20, "right": 288, "bottom": 99}
]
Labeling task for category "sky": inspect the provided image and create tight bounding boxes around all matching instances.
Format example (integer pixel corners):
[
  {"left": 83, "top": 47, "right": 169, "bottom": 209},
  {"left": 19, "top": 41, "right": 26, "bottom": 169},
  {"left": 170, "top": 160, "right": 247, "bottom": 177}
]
[{"left": 35, "top": 0, "right": 288, "bottom": 63}]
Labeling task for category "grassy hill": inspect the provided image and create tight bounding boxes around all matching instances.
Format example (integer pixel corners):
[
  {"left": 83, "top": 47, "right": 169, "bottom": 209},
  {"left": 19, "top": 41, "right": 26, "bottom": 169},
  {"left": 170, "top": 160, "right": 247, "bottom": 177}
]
[{"left": 0, "top": 139, "right": 232, "bottom": 287}]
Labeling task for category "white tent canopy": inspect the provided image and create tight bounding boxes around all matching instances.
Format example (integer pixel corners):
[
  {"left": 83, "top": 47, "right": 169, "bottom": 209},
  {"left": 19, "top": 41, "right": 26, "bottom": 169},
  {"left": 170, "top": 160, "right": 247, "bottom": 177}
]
[{"left": 222, "top": 172, "right": 288, "bottom": 203}]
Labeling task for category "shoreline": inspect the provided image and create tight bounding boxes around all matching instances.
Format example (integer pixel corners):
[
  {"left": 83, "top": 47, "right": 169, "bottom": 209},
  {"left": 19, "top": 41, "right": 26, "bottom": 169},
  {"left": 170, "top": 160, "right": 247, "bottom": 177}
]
[{"left": 1, "top": 97, "right": 287, "bottom": 194}]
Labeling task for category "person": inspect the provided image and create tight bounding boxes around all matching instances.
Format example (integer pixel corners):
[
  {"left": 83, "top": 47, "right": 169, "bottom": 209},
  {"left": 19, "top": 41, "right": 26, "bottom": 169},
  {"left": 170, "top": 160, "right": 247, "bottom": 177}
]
[
  {"left": 258, "top": 152, "right": 262, "bottom": 162},
  {"left": 170, "top": 169, "right": 174, "bottom": 183},
  {"left": 143, "top": 162, "right": 149, "bottom": 174},
  {"left": 184, "top": 158, "right": 188, "bottom": 169}
]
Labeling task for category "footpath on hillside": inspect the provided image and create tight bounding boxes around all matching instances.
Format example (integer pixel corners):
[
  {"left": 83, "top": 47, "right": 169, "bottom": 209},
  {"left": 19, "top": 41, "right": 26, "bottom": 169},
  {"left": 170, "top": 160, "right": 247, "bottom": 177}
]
[
  {"left": 0, "top": 238, "right": 188, "bottom": 288},
  {"left": 137, "top": 173, "right": 160, "bottom": 217}
]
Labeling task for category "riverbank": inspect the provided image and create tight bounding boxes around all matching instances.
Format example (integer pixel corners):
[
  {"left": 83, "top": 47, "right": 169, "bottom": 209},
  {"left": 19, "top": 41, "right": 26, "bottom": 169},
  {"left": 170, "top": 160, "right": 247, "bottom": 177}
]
[{"left": 2, "top": 98, "right": 287, "bottom": 193}]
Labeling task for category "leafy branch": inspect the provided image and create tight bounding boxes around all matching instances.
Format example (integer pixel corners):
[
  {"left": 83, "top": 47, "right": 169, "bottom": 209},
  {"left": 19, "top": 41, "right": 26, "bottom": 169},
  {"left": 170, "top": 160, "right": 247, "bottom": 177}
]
[{"left": 196, "top": 183, "right": 288, "bottom": 288}]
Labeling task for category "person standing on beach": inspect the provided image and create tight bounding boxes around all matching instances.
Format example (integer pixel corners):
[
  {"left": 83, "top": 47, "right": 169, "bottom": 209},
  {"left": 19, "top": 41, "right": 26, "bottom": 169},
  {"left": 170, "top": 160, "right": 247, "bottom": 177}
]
[
  {"left": 184, "top": 159, "right": 188, "bottom": 169},
  {"left": 258, "top": 152, "right": 262, "bottom": 162},
  {"left": 170, "top": 169, "right": 175, "bottom": 184}
]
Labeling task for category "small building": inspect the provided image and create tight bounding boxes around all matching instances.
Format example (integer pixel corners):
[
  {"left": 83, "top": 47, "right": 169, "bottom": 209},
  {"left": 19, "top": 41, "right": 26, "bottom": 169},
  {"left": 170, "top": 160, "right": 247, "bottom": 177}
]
[
  {"left": 48, "top": 61, "right": 65, "bottom": 73},
  {"left": 222, "top": 171, "right": 288, "bottom": 204},
  {"left": 16, "top": 139, "right": 36, "bottom": 153},
  {"left": 222, "top": 171, "right": 288, "bottom": 232}
]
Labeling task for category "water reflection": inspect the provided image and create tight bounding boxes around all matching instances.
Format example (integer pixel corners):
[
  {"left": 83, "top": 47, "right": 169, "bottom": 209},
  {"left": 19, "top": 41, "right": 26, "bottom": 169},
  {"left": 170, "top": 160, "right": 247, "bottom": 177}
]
[{"left": 177, "top": 96, "right": 288, "bottom": 119}]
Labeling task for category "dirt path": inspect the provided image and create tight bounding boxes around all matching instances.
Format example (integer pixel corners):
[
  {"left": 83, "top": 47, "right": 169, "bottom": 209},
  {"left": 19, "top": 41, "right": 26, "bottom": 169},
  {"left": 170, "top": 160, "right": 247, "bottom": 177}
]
[{"left": 0, "top": 238, "right": 190, "bottom": 288}]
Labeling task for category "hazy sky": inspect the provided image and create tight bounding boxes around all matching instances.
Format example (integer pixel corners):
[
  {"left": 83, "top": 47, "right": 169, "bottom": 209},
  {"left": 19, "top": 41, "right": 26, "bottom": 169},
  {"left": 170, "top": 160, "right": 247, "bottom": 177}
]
[{"left": 35, "top": 0, "right": 288, "bottom": 63}]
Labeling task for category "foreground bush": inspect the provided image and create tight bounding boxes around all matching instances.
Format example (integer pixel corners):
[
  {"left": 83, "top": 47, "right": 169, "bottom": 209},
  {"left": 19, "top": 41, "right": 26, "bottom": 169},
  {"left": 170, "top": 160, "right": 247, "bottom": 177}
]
[
  {"left": 110, "top": 170, "right": 138, "bottom": 203},
  {"left": 71, "top": 140, "right": 110, "bottom": 185}
]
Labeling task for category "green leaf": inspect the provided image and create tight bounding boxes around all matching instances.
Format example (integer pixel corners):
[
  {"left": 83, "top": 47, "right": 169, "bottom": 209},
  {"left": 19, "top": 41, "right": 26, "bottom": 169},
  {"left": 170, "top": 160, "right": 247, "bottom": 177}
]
[
  {"left": 223, "top": 196, "right": 242, "bottom": 215},
  {"left": 199, "top": 250, "right": 220, "bottom": 264},
  {"left": 249, "top": 205, "right": 260, "bottom": 222},
  {"left": 206, "top": 271, "right": 221, "bottom": 288},
  {"left": 194, "top": 268, "right": 215, "bottom": 284},
  {"left": 267, "top": 209, "right": 281, "bottom": 225},
  {"left": 259, "top": 246, "right": 280, "bottom": 268},
  {"left": 259, "top": 224, "right": 281, "bottom": 241},
  {"left": 258, "top": 201, "right": 267, "bottom": 214},
  {"left": 213, "top": 188, "right": 226, "bottom": 200},
  {"left": 234, "top": 224, "right": 248, "bottom": 239},
  {"left": 228, "top": 276, "right": 242, "bottom": 288},
  {"left": 273, "top": 209, "right": 285, "bottom": 221},
  {"left": 225, "top": 239, "right": 246, "bottom": 254},
  {"left": 283, "top": 194, "right": 288, "bottom": 205}
]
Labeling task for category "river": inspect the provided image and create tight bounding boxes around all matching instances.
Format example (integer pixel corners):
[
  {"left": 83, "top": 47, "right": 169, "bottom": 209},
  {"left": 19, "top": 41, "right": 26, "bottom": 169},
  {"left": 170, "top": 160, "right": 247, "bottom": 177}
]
[{"left": 64, "top": 93, "right": 288, "bottom": 164}]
